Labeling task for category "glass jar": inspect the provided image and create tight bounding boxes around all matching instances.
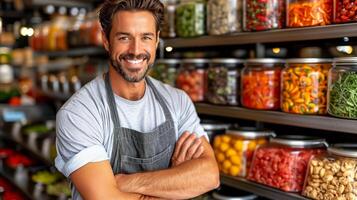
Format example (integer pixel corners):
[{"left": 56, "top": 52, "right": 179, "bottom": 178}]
[
  {"left": 176, "top": 59, "right": 208, "bottom": 102},
  {"left": 201, "top": 120, "right": 231, "bottom": 143},
  {"left": 176, "top": 0, "right": 206, "bottom": 37},
  {"left": 67, "top": 15, "right": 84, "bottom": 48},
  {"left": 302, "top": 144, "right": 357, "bottom": 200},
  {"left": 161, "top": 3, "right": 177, "bottom": 38},
  {"left": 328, "top": 57, "right": 357, "bottom": 119},
  {"left": 206, "top": 59, "right": 243, "bottom": 105},
  {"left": 287, "top": 0, "right": 333, "bottom": 27},
  {"left": 247, "top": 136, "right": 327, "bottom": 192},
  {"left": 281, "top": 58, "right": 332, "bottom": 115},
  {"left": 89, "top": 15, "right": 103, "bottom": 46},
  {"left": 150, "top": 59, "right": 180, "bottom": 87},
  {"left": 213, "top": 127, "right": 275, "bottom": 177},
  {"left": 243, "top": 0, "right": 285, "bottom": 31},
  {"left": 207, "top": 0, "right": 242, "bottom": 35},
  {"left": 334, "top": 0, "right": 357, "bottom": 23},
  {"left": 47, "top": 16, "right": 69, "bottom": 51},
  {"left": 241, "top": 59, "right": 283, "bottom": 110}
]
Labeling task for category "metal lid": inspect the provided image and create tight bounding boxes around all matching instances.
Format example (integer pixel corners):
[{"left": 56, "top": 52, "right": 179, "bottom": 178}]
[
  {"left": 182, "top": 58, "right": 210, "bottom": 64},
  {"left": 202, "top": 123, "right": 230, "bottom": 131},
  {"left": 156, "top": 59, "right": 180, "bottom": 65},
  {"left": 212, "top": 185, "right": 258, "bottom": 200},
  {"left": 246, "top": 58, "right": 285, "bottom": 64},
  {"left": 227, "top": 127, "right": 275, "bottom": 139},
  {"left": 211, "top": 58, "right": 245, "bottom": 64},
  {"left": 212, "top": 192, "right": 257, "bottom": 200},
  {"left": 328, "top": 144, "right": 357, "bottom": 158},
  {"left": 333, "top": 57, "right": 357, "bottom": 65},
  {"left": 271, "top": 135, "right": 327, "bottom": 148},
  {"left": 286, "top": 58, "right": 332, "bottom": 64}
]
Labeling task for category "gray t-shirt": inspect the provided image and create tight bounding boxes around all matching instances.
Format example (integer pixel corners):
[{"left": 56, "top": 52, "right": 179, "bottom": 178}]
[{"left": 55, "top": 75, "right": 207, "bottom": 200}]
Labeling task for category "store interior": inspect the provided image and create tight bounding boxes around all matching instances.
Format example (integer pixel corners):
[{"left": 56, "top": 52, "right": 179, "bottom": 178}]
[{"left": 0, "top": 0, "right": 357, "bottom": 199}]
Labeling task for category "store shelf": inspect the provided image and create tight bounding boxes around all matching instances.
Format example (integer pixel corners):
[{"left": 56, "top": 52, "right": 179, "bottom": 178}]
[
  {"left": 195, "top": 103, "right": 357, "bottom": 134},
  {"left": 0, "top": 11, "right": 25, "bottom": 19},
  {"left": 38, "top": 90, "right": 72, "bottom": 101},
  {"left": 0, "top": 170, "right": 33, "bottom": 200},
  {"left": 221, "top": 174, "right": 309, "bottom": 200},
  {"left": 164, "top": 23, "right": 357, "bottom": 48},
  {"left": 35, "top": 47, "right": 106, "bottom": 58}
]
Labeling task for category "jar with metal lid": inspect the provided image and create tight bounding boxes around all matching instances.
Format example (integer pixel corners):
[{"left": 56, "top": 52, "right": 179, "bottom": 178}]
[
  {"left": 176, "top": 0, "right": 206, "bottom": 37},
  {"left": 281, "top": 58, "right": 332, "bottom": 115},
  {"left": 247, "top": 136, "right": 327, "bottom": 192},
  {"left": 287, "top": 0, "right": 332, "bottom": 27},
  {"left": 212, "top": 185, "right": 258, "bottom": 200},
  {"left": 201, "top": 120, "right": 231, "bottom": 143},
  {"left": 241, "top": 59, "right": 284, "bottom": 110},
  {"left": 213, "top": 127, "right": 275, "bottom": 177},
  {"left": 206, "top": 59, "right": 243, "bottom": 105},
  {"left": 328, "top": 57, "right": 357, "bottom": 119},
  {"left": 150, "top": 59, "right": 180, "bottom": 87},
  {"left": 176, "top": 59, "right": 208, "bottom": 102},
  {"left": 334, "top": 0, "right": 357, "bottom": 23},
  {"left": 243, "top": 0, "right": 285, "bottom": 31},
  {"left": 161, "top": 3, "right": 177, "bottom": 38},
  {"left": 302, "top": 144, "right": 357, "bottom": 200},
  {"left": 207, "top": 0, "right": 242, "bottom": 35}
]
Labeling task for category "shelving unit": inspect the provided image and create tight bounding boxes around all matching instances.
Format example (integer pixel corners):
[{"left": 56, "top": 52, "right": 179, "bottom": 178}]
[
  {"left": 163, "top": 23, "right": 357, "bottom": 48},
  {"left": 0, "top": 170, "right": 34, "bottom": 200},
  {"left": 34, "top": 47, "right": 106, "bottom": 58}
]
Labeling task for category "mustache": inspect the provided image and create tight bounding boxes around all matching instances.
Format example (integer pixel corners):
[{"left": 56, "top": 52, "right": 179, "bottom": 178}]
[{"left": 118, "top": 51, "right": 151, "bottom": 62}]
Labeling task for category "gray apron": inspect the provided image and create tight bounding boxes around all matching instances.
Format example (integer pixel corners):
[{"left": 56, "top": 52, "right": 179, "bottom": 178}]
[{"left": 104, "top": 73, "right": 176, "bottom": 174}]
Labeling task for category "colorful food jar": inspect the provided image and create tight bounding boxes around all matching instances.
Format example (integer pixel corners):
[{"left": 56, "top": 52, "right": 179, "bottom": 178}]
[
  {"left": 241, "top": 59, "right": 284, "bottom": 110},
  {"left": 282, "top": 58, "right": 332, "bottom": 115},
  {"left": 176, "top": 0, "right": 206, "bottom": 37},
  {"left": 206, "top": 59, "right": 243, "bottom": 105},
  {"left": 302, "top": 144, "right": 357, "bottom": 200},
  {"left": 213, "top": 127, "right": 275, "bottom": 177},
  {"left": 243, "top": 0, "right": 285, "bottom": 31},
  {"left": 328, "top": 57, "right": 357, "bottom": 119},
  {"left": 248, "top": 136, "right": 327, "bottom": 192},
  {"left": 150, "top": 59, "right": 180, "bottom": 87},
  {"left": 334, "top": 0, "right": 357, "bottom": 23},
  {"left": 161, "top": 3, "right": 177, "bottom": 38},
  {"left": 287, "top": 0, "right": 333, "bottom": 27},
  {"left": 176, "top": 59, "right": 208, "bottom": 102},
  {"left": 201, "top": 120, "right": 230, "bottom": 142},
  {"left": 207, "top": 0, "right": 242, "bottom": 35}
]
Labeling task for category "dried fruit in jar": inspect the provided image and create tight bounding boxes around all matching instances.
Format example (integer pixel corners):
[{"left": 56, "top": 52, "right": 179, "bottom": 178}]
[
  {"left": 281, "top": 63, "right": 330, "bottom": 114},
  {"left": 176, "top": 2, "right": 205, "bottom": 37},
  {"left": 248, "top": 147, "right": 324, "bottom": 192},
  {"left": 287, "top": 0, "right": 333, "bottom": 27},
  {"left": 242, "top": 69, "right": 281, "bottom": 110},
  {"left": 176, "top": 69, "right": 205, "bottom": 102},
  {"left": 244, "top": 0, "right": 285, "bottom": 31},
  {"left": 334, "top": 0, "right": 357, "bottom": 23}
]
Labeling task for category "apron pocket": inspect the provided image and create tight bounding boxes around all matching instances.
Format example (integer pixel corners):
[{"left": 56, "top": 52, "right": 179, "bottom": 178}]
[{"left": 121, "top": 145, "right": 172, "bottom": 173}]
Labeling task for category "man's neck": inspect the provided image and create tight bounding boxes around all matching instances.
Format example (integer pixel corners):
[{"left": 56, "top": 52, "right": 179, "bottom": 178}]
[{"left": 108, "top": 67, "right": 146, "bottom": 101}]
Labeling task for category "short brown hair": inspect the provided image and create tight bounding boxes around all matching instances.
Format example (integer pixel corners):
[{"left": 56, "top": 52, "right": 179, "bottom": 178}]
[{"left": 99, "top": 0, "right": 164, "bottom": 39}]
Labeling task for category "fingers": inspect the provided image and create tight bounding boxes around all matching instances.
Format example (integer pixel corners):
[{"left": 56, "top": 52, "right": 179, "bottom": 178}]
[
  {"left": 185, "top": 138, "right": 202, "bottom": 160},
  {"left": 172, "top": 131, "right": 191, "bottom": 159},
  {"left": 192, "top": 145, "right": 204, "bottom": 159},
  {"left": 176, "top": 133, "right": 197, "bottom": 162}
]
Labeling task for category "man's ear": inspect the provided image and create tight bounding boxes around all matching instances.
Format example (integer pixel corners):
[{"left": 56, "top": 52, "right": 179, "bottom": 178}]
[
  {"left": 102, "top": 30, "right": 110, "bottom": 52},
  {"left": 156, "top": 31, "right": 160, "bottom": 49}
]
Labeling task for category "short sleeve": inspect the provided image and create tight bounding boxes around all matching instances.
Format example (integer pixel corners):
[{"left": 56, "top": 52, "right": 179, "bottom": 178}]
[
  {"left": 176, "top": 91, "right": 208, "bottom": 141},
  {"left": 55, "top": 108, "right": 109, "bottom": 177}
]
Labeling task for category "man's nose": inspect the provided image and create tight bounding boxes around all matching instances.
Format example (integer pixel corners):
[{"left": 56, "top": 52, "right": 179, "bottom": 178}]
[{"left": 128, "top": 38, "right": 141, "bottom": 55}]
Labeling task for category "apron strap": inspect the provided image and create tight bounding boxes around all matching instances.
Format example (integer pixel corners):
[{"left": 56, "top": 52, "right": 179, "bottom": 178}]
[{"left": 104, "top": 73, "right": 121, "bottom": 129}]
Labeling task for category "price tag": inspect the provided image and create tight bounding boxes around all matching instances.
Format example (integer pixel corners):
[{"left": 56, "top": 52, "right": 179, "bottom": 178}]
[{"left": 2, "top": 109, "right": 26, "bottom": 122}]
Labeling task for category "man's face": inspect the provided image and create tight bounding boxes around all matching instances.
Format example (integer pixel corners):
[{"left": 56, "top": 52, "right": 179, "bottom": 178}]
[{"left": 103, "top": 11, "right": 159, "bottom": 83}]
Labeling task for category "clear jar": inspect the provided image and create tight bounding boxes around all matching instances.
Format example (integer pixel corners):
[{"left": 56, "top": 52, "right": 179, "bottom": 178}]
[
  {"left": 176, "top": 0, "right": 206, "bottom": 37},
  {"left": 243, "top": 0, "right": 285, "bottom": 31},
  {"left": 47, "top": 16, "right": 69, "bottom": 51},
  {"left": 150, "top": 59, "right": 180, "bottom": 87},
  {"left": 328, "top": 57, "right": 357, "bottom": 119},
  {"left": 247, "top": 136, "right": 327, "bottom": 192},
  {"left": 201, "top": 120, "right": 230, "bottom": 143},
  {"left": 67, "top": 15, "right": 84, "bottom": 48},
  {"left": 176, "top": 59, "right": 208, "bottom": 102},
  {"left": 207, "top": 0, "right": 242, "bottom": 35},
  {"left": 241, "top": 59, "right": 284, "bottom": 110},
  {"left": 213, "top": 127, "right": 275, "bottom": 177},
  {"left": 302, "top": 144, "right": 357, "bottom": 200},
  {"left": 287, "top": 0, "right": 333, "bottom": 27},
  {"left": 281, "top": 58, "right": 332, "bottom": 115},
  {"left": 89, "top": 15, "right": 103, "bottom": 46},
  {"left": 161, "top": 3, "right": 177, "bottom": 38},
  {"left": 334, "top": 0, "right": 357, "bottom": 23},
  {"left": 206, "top": 58, "right": 243, "bottom": 105}
]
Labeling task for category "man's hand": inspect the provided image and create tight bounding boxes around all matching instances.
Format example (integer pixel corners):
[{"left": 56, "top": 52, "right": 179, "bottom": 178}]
[{"left": 171, "top": 131, "right": 204, "bottom": 167}]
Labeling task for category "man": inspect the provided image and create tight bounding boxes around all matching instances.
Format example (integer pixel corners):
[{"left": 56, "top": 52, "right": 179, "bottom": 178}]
[{"left": 55, "top": 0, "right": 219, "bottom": 199}]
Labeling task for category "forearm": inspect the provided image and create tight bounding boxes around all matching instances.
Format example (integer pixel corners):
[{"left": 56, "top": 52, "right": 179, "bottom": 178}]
[{"left": 117, "top": 157, "right": 219, "bottom": 199}]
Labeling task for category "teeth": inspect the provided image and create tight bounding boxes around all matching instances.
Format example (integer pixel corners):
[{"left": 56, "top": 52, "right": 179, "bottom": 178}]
[{"left": 127, "top": 59, "right": 143, "bottom": 64}]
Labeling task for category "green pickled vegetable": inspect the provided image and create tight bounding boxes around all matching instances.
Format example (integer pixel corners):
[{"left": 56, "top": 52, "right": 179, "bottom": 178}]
[
  {"left": 328, "top": 72, "right": 357, "bottom": 119},
  {"left": 32, "top": 171, "right": 62, "bottom": 185},
  {"left": 47, "top": 181, "right": 71, "bottom": 196},
  {"left": 24, "top": 124, "right": 51, "bottom": 135}
]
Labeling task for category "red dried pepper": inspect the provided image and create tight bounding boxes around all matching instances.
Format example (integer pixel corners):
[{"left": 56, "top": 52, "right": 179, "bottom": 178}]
[{"left": 334, "top": 0, "right": 357, "bottom": 23}]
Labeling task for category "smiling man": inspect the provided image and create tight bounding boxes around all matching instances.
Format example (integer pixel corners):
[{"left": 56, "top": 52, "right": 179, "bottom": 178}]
[{"left": 54, "top": 0, "right": 219, "bottom": 200}]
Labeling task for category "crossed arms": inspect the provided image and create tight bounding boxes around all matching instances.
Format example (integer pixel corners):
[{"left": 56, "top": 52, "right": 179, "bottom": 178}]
[{"left": 70, "top": 132, "right": 220, "bottom": 200}]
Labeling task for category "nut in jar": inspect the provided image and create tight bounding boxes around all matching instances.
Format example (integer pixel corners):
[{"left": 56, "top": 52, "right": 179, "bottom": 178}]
[
  {"left": 213, "top": 127, "right": 275, "bottom": 177},
  {"left": 303, "top": 144, "right": 357, "bottom": 200},
  {"left": 282, "top": 59, "right": 332, "bottom": 115}
]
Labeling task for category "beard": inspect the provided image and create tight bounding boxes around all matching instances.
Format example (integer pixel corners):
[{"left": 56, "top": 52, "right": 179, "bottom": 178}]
[{"left": 109, "top": 50, "right": 153, "bottom": 83}]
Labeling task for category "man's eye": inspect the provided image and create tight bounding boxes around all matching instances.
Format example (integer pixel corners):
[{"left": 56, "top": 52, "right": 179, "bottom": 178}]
[
  {"left": 119, "top": 37, "right": 129, "bottom": 41},
  {"left": 143, "top": 36, "right": 152, "bottom": 40}
]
